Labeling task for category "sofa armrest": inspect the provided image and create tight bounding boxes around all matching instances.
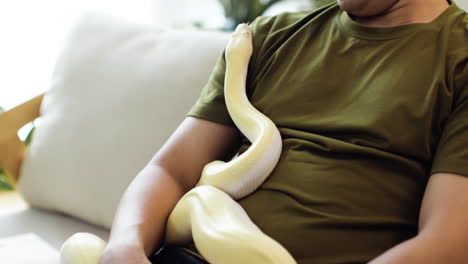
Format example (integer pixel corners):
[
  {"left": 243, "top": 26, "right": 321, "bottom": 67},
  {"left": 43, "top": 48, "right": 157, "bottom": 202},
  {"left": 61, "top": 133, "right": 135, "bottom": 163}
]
[{"left": 0, "top": 94, "right": 44, "bottom": 186}]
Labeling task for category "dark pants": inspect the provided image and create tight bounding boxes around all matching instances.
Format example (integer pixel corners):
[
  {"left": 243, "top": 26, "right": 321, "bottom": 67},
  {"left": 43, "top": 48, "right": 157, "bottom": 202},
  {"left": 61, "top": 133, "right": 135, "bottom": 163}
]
[{"left": 149, "top": 246, "right": 208, "bottom": 264}]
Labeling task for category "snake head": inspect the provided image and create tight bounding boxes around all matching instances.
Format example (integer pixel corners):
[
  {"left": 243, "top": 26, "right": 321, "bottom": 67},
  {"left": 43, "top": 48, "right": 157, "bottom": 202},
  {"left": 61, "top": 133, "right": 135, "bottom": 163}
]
[{"left": 225, "top": 23, "right": 253, "bottom": 63}]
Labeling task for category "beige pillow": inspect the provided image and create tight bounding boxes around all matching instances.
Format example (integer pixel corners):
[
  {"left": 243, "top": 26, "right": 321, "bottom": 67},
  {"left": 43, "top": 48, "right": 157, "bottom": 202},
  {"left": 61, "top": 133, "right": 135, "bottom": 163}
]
[{"left": 18, "top": 13, "right": 230, "bottom": 229}]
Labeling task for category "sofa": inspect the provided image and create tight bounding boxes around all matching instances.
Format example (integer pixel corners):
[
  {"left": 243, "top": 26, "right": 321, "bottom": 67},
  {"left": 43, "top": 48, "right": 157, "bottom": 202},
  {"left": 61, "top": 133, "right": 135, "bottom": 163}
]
[{"left": 0, "top": 13, "right": 230, "bottom": 262}]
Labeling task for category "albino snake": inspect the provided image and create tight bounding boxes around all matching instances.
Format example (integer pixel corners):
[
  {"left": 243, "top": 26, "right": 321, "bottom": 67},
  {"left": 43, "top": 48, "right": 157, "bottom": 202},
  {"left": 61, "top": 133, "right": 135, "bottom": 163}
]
[{"left": 60, "top": 24, "right": 296, "bottom": 264}]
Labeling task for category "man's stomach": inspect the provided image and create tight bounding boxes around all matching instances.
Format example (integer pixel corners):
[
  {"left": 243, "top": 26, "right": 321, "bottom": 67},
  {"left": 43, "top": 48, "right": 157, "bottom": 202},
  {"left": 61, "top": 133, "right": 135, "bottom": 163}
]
[{"left": 237, "top": 138, "right": 427, "bottom": 264}]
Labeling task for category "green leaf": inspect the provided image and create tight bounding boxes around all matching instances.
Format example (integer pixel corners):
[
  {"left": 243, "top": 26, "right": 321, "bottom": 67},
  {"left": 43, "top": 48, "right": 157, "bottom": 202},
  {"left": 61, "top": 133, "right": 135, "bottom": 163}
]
[
  {"left": 0, "top": 167, "right": 14, "bottom": 191},
  {"left": 24, "top": 126, "right": 35, "bottom": 146},
  {"left": 0, "top": 107, "right": 15, "bottom": 191}
]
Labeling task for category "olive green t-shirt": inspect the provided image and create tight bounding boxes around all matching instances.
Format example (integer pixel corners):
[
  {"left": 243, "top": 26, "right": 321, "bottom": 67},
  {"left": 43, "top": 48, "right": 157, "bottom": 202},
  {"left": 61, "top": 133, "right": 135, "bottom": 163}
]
[{"left": 187, "top": 2, "right": 468, "bottom": 264}]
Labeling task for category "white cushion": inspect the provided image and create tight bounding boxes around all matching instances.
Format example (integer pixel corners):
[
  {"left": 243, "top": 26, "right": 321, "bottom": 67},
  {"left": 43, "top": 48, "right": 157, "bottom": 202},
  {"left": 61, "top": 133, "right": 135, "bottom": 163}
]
[
  {"left": 0, "top": 207, "right": 109, "bottom": 250},
  {"left": 456, "top": 0, "right": 468, "bottom": 11},
  {"left": 18, "top": 13, "right": 230, "bottom": 229}
]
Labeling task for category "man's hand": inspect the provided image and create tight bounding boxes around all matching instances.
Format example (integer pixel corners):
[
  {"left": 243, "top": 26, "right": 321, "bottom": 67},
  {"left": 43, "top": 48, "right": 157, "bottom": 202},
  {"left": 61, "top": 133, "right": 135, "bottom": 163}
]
[{"left": 99, "top": 243, "right": 151, "bottom": 264}]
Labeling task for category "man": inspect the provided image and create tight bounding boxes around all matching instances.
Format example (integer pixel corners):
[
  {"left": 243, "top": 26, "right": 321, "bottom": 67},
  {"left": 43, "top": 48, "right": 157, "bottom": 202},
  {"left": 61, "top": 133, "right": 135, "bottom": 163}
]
[{"left": 99, "top": 0, "right": 468, "bottom": 263}]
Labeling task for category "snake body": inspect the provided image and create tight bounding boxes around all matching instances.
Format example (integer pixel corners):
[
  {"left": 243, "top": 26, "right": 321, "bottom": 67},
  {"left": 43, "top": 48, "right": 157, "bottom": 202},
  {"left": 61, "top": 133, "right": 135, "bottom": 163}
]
[
  {"left": 60, "top": 24, "right": 296, "bottom": 264},
  {"left": 164, "top": 24, "right": 296, "bottom": 264}
]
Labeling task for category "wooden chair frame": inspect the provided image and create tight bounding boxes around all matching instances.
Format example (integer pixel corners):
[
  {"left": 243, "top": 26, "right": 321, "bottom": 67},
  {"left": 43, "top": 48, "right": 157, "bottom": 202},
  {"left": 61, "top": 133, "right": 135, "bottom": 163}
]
[{"left": 0, "top": 94, "right": 45, "bottom": 187}]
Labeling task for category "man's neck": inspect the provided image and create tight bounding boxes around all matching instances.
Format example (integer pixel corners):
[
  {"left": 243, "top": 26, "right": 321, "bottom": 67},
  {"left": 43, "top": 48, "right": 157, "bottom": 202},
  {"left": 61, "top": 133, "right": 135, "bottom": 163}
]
[{"left": 354, "top": 0, "right": 450, "bottom": 28}]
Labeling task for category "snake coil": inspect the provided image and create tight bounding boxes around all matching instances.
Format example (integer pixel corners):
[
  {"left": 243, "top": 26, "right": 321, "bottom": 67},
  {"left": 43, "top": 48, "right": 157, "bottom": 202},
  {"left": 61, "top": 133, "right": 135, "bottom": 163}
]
[{"left": 164, "top": 24, "right": 296, "bottom": 264}]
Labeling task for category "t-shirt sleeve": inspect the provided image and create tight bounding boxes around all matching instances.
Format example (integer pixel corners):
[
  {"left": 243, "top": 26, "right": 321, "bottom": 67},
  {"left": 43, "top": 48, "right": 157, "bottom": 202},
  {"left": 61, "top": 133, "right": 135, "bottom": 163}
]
[
  {"left": 186, "top": 49, "right": 234, "bottom": 126},
  {"left": 186, "top": 16, "right": 274, "bottom": 127},
  {"left": 431, "top": 53, "right": 468, "bottom": 177}
]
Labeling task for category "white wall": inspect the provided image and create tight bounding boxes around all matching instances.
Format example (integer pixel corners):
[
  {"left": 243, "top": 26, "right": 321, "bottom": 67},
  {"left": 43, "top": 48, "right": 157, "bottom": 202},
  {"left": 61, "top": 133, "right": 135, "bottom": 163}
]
[
  {"left": 151, "top": 0, "right": 224, "bottom": 29},
  {"left": 0, "top": 0, "right": 153, "bottom": 110}
]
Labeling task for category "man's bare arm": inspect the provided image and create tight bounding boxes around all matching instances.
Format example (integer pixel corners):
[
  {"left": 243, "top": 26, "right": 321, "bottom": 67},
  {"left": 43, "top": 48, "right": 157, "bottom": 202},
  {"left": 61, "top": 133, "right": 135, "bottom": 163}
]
[
  {"left": 370, "top": 173, "right": 468, "bottom": 263},
  {"left": 100, "top": 117, "right": 241, "bottom": 262}
]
